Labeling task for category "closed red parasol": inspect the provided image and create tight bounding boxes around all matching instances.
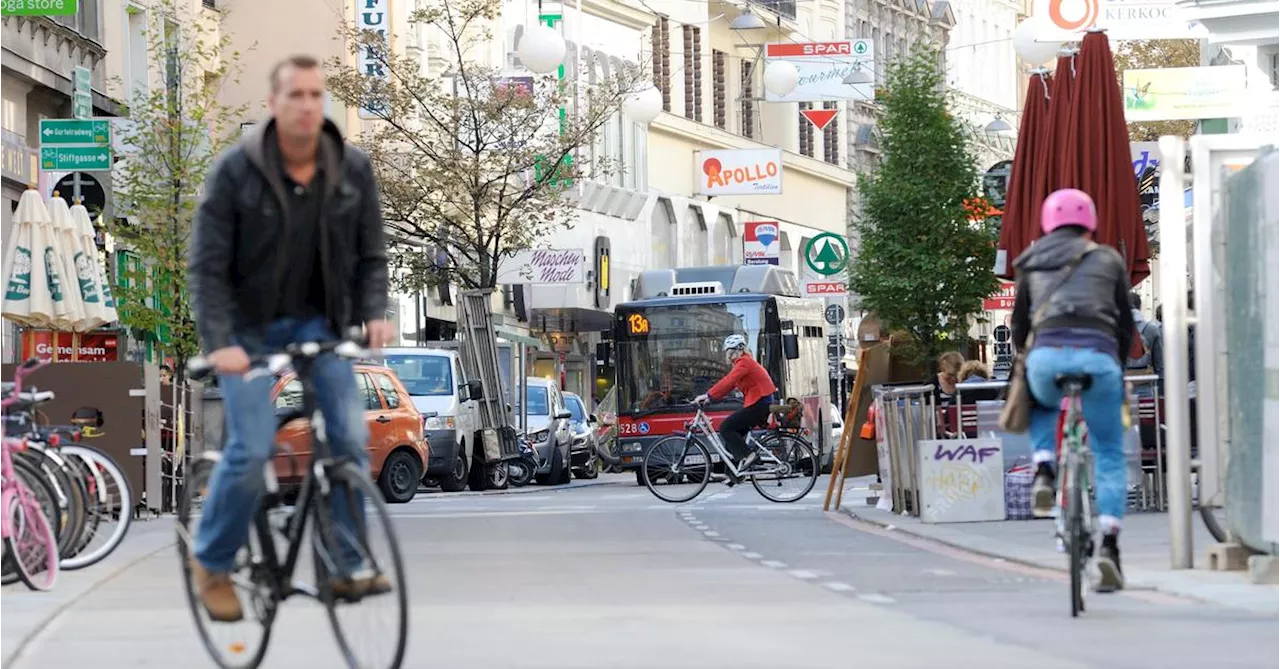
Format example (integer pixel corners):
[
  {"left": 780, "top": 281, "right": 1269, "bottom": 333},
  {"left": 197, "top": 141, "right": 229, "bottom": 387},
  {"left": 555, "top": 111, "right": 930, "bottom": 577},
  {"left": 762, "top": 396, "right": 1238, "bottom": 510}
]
[
  {"left": 995, "top": 69, "right": 1053, "bottom": 278},
  {"left": 1059, "top": 30, "right": 1150, "bottom": 285},
  {"left": 1043, "top": 48, "right": 1079, "bottom": 191}
]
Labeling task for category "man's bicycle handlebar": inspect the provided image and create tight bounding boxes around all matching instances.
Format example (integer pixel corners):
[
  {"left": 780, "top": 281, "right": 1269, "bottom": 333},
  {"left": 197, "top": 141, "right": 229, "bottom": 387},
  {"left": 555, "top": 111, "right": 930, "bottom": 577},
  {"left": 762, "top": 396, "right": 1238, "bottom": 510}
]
[{"left": 186, "top": 338, "right": 369, "bottom": 382}]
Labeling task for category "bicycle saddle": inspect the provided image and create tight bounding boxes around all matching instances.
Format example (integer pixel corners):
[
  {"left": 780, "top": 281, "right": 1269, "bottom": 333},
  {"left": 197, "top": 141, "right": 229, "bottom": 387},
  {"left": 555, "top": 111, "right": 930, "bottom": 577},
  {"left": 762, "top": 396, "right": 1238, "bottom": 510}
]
[{"left": 1055, "top": 374, "right": 1093, "bottom": 391}]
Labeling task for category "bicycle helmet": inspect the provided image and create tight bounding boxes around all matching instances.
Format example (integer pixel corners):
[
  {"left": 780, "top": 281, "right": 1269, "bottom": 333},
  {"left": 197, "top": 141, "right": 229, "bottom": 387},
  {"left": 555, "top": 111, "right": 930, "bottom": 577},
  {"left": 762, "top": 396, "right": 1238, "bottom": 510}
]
[
  {"left": 722, "top": 334, "right": 747, "bottom": 351},
  {"left": 1041, "top": 188, "right": 1097, "bottom": 234}
]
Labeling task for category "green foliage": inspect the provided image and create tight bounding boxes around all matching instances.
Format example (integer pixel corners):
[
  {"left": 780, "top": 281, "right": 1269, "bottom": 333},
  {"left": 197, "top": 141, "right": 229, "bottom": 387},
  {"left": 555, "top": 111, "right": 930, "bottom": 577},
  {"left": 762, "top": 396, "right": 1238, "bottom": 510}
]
[
  {"left": 325, "top": 0, "right": 645, "bottom": 291},
  {"left": 850, "top": 44, "right": 998, "bottom": 365},
  {"left": 107, "top": 0, "right": 248, "bottom": 365},
  {"left": 1114, "top": 40, "right": 1199, "bottom": 141}
]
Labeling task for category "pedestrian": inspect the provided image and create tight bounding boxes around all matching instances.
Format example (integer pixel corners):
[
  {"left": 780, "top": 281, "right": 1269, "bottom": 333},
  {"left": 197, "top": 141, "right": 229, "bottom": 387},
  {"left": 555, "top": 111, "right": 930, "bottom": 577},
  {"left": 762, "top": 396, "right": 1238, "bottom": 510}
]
[
  {"left": 1126, "top": 291, "right": 1164, "bottom": 378},
  {"left": 1010, "top": 188, "right": 1133, "bottom": 592},
  {"left": 958, "top": 360, "right": 990, "bottom": 384},
  {"left": 186, "top": 54, "right": 392, "bottom": 622},
  {"left": 936, "top": 351, "right": 965, "bottom": 396}
]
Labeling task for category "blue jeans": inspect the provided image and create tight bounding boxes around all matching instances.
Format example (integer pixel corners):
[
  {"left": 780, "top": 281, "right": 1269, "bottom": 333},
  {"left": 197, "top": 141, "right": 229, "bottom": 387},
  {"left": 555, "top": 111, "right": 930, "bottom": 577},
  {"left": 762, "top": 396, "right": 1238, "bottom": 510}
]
[
  {"left": 195, "top": 317, "right": 370, "bottom": 573},
  {"left": 1026, "top": 346, "right": 1127, "bottom": 528}
]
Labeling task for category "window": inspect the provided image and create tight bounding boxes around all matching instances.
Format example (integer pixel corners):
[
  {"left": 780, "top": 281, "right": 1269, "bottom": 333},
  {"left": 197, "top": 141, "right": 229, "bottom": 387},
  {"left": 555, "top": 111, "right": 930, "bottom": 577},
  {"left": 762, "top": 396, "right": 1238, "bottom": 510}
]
[
  {"left": 565, "top": 395, "right": 587, "bottom": 421},
  {"left": 358, "top": 373, "right": 382, "bottom": 410},
  {"left": 683, "top": 25, "right": 702, "bottom": 121},
  {"left": 275, "top": 379, "right": 304, "bottom": 409},
  {"left": 712, "top": 50, "right": 727, "bottom": 129},
  {"left": 740, "top": 61, "right": 756, "bottom": 139},
  {"left": 202, "top": 0, "right": 216, "bottom": 7},
  {"left": 54, "top": 0, "right": 99, "bottom": 41},
  {"left": 651, "top": 17, "right": 671, "bottom": 112},
  {"left": 383, "top": 354, "right": 453, "bottom": 396},
  {"left": 375, "top": 373, "right": 402, "bottom": 409},
  {"left": 822, "top": 101, "right": 840, "bottom": 166},
  {"left": 524, "top": 386, "right": 550, "bottom": 416},
  {"left": 798, "top": 102, "right": 815, "bottom": 157},
  {"left": 126, "top": 5, "right": 148, "bottom": 101}
]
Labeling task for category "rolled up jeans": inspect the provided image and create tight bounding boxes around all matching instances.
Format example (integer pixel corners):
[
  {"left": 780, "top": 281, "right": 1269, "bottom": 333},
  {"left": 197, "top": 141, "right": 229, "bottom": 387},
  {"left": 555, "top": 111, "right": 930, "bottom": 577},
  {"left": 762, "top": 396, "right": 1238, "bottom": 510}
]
[
  {"left": 1025, "top": 346, "right": 1127, "bottom": 528},
  {"left": 194, "top": 316, "right": 370, "bottom": 574}
]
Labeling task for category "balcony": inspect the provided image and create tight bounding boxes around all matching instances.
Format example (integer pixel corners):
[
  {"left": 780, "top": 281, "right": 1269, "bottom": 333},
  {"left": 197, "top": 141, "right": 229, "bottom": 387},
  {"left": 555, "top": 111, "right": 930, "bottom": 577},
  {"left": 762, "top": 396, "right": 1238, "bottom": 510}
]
[{"left": 748, "top": 0, "right": 797, "bottom": 22}]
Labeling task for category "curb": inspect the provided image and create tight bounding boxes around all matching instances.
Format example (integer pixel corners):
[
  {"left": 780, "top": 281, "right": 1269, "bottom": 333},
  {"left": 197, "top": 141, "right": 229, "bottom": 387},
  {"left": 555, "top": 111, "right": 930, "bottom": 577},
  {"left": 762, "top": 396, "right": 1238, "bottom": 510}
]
[
  {"left": 6, "top": 528, "right": 176, "bottom": 668},
  {"left": 417, "top": 476, "right": 632, "bottom": 498}
]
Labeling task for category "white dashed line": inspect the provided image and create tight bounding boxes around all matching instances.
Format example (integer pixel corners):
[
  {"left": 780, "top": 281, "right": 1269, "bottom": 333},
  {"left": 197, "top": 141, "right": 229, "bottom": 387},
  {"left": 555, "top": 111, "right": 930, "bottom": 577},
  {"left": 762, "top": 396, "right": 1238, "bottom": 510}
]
[
  {"left": 726, "top": 544, "right": 746, "bottom": 551},
  {"left": 924, "top": 568, "right": 957, "bottom": 576},
  {"left": 742, "top": 552, "right": 763, "bottom": 559},
  {"left": 703, "top": 531, "right": 720, "bottom": 538},
  {"left": 788, "top": 570, "right": 819, "bottom": 580},
  {"left": 857, "top": 593, "right": 896, "bottom": 605},
  {"left": 824, "top": 582, "right": 856, "bottom": 592},
  {"left": 760, "top": 560, "right": 788, "bottom": 569}
]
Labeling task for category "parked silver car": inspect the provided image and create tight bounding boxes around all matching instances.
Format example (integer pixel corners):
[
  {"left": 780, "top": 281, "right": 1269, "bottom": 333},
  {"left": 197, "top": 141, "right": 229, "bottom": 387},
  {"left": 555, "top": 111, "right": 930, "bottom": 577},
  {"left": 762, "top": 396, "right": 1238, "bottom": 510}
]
[
  {"left": 517, "top": 378, "right": 573, "bottom": 486},
  {"left": 563, "top": 392, "right": 601, "bottom": 479}
]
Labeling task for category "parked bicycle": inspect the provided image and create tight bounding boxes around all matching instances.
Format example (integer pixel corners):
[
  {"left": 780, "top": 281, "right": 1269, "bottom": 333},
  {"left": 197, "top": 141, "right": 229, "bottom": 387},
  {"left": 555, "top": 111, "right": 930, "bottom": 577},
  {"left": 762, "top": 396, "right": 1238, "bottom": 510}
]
[
  {"left": 1, "top": 359, "right": 61, "bottom": 591},
  {"left": 179, "top": 338, "right": 409, "bottom": 669},
  {"left": 640, "top": 401, "right": 818, "bottom": 504}
]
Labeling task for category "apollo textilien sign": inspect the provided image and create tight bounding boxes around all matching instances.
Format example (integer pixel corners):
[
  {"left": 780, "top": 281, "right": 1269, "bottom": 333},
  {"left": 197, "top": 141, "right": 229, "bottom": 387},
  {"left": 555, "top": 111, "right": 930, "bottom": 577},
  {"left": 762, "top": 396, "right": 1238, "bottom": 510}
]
[{"left": 696, "top": 148, "right": 783, "bottom": 196}]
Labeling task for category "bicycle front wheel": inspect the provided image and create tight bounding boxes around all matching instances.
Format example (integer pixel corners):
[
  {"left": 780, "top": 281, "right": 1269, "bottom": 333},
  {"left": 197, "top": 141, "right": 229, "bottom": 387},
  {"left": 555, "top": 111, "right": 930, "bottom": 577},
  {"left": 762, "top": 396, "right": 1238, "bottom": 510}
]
[
  {"left": 641, "top": 436, "right": 711, "bottom": 504},
  {"left": 8, "top": 479, "right": 61, "bottom": 591},
  {"left": 313, "top": 461, "right": 409, "bottom": 669},
  {"left": 750, "top": 432, "right": 819, "bottom": 503}
]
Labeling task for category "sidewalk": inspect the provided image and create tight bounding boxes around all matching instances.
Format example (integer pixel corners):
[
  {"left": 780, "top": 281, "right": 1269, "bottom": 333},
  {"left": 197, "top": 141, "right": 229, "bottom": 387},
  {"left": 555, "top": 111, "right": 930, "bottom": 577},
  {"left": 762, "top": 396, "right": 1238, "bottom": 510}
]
[
  {"left": 838, "top": 483, "right": 1279, "bottom": 615},
  {"left": 1, "top": 517, "right": 176, "bottom": 667}
]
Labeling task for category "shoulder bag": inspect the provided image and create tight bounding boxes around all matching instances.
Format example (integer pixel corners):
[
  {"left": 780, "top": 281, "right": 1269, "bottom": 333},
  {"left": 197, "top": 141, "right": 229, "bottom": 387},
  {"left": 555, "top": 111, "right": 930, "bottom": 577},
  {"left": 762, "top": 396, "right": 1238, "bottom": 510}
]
[{"left": 999, "top": 243, "right": 1098, "bottom": 433}]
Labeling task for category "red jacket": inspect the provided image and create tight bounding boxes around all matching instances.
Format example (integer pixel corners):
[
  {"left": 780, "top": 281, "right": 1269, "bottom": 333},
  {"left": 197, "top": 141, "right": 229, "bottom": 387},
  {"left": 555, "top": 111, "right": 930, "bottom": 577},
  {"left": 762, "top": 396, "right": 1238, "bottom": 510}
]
[{"left": 708, "top": 354, "right": 778, "bottom": 407}]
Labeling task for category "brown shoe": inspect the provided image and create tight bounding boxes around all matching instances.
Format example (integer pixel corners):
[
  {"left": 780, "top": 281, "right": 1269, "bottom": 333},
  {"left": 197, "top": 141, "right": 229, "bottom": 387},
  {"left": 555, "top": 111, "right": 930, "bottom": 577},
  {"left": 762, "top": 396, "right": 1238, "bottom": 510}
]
[
  {"left": 331, "top": 571, "right": 393, "bottom": 599},
  {"left": 190, "top": 560, "right": 244, "bottom": 622}
]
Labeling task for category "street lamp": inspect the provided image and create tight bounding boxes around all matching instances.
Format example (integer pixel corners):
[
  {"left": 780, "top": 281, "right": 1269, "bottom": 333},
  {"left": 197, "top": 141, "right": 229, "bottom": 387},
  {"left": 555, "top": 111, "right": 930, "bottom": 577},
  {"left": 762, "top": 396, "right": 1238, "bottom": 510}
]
[
  {"left": 1012, "top": 18, "right": 1062, "bottom": 66},
  {"left": 763, "top": 60, "right": 799, "bottom": 96},
  {"left": 729, "top": 10, "right": 766, "bottom": 30},
  {"left": 518, "top": 23, "right": 567, "bottom": 74},
  {"left": 985, "top": 116, "right": 1013, "bottom": 133},
  {"left": 842, "top": 66, "right": 873, "bottom": 85},
  {"left": 623, "top": 86, "right": 663, "bottom": 125}
]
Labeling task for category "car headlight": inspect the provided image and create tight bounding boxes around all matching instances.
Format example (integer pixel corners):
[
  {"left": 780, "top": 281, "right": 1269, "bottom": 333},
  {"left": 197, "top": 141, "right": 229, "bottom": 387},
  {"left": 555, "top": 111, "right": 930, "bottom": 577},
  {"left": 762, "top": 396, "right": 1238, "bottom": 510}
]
[
  {"left": 622, "top": 442, "right": 643, "bottom": 453},
  {"left": 531, "top": 429, "right": 550, "bottom": 444},
  {"left": 424, "top": 415, "right": 455, "bottom": 430}
]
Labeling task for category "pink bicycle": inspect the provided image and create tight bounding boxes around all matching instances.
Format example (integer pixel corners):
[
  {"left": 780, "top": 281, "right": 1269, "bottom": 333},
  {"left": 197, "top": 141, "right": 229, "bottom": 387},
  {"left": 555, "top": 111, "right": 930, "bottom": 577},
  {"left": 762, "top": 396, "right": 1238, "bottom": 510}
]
[{"left": 2, "top": 358, "right": 61, "bottom": 591}]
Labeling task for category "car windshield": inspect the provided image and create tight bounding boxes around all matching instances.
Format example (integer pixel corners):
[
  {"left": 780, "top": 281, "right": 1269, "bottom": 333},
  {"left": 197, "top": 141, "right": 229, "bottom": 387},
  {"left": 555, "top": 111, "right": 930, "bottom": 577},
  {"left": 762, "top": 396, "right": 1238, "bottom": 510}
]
[
  {"left": 565, "top": 395, "right": 586, "bottom": 422},
  {"left": 616, "top": 300, "right": 770, "bottom": 413},
  {"left": 524, "top": 386, "right": 550, "bottom": 416},
  {"left": 382, "top": 354, "right": 452, "bottom": 396}
]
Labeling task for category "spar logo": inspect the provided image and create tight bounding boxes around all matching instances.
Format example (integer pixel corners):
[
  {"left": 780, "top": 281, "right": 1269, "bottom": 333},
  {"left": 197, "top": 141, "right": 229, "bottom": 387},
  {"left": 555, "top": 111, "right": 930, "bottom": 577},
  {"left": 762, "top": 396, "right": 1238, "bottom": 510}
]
[{"left": 1047, "top": 0, "right": 1100, "bottom": 31}]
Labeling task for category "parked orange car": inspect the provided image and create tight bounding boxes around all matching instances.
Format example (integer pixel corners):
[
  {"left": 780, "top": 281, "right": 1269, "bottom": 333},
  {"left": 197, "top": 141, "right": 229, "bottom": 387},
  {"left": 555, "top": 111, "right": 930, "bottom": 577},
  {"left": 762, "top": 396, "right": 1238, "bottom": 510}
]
[{"left": 269, "top": 363, "right": 429, "bottom": 503}]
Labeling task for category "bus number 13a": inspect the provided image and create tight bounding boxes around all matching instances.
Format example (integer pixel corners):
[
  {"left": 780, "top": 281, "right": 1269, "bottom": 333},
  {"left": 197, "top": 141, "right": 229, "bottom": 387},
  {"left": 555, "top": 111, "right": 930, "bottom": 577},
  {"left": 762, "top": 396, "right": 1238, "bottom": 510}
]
[{"left": 628, "top": 314, "right": 650, "bottom": 335}]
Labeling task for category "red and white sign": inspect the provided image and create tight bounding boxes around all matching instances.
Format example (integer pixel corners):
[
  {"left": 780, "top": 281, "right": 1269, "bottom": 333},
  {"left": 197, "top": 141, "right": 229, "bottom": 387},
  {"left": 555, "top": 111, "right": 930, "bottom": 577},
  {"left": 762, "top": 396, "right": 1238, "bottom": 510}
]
[
  {"left": 763, "top": 39, "right": 873, "bottom": 103},
  {"left": 803, "top": 280, "right": 847, "bottom": 297},
  {"left": 696, "top": 148, "right": 782, "bottom": 196},
  {"left": 983, "top": 281, "right": 1017, "bottom": 311},
  {"left": 20, "top": 330, "right": 121, "bottom": 363},
  {"left": 743, "top": 221, "right": 780, "bottom": 265},
  {"left": 800, "top": 108, "right": 838, "bottom": 131}
]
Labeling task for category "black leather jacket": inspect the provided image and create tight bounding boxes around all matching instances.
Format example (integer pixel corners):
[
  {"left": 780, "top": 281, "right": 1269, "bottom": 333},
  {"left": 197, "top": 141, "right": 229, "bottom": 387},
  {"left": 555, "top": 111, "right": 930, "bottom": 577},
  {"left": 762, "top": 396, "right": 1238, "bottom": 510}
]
[
  {"left": 188, "top": 119, "right": 388, "bottom": 352},
  {"left": 1010, "top": 229, "right": 1133, "bottom": 355}
]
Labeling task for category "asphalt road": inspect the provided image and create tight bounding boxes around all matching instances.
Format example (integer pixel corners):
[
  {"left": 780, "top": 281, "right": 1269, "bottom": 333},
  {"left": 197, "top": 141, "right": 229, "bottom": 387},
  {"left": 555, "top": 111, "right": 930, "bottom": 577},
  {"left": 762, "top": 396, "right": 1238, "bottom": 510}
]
[{"left": 7, "top": 475, "right": 1277, "bottom": 668}]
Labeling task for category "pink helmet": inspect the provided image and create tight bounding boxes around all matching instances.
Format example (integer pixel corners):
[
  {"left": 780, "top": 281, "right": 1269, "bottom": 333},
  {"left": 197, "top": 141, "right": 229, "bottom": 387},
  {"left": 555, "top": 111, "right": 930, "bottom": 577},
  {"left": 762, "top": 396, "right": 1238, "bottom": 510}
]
[{"left": 1041, "top": 188, "right": 1097, "bottom": 234}]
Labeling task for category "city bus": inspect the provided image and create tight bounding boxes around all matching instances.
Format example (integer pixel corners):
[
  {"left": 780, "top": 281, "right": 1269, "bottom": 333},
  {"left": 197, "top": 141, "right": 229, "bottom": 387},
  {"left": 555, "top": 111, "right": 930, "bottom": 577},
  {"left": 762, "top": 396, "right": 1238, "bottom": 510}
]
[{"left": 610, "top": 265, "right": 830, "bottom": 482}]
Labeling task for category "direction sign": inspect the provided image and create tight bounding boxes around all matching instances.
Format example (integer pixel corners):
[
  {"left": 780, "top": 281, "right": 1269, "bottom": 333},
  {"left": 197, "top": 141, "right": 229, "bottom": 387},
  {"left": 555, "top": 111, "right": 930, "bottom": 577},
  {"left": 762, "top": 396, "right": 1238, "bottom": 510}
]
[
  {"left": 800, "top": 108, "right": 838, "bottom": 131},
  {"left": 804, "top": 232, "right": 849, "bottom": 276},
  {"left": 825, "top": 303, "right": 845, "bottom": 325},
  {"left": 40, "top": 119, "right": 110, "bottom": 146},
  {"left": 41, "top": 146, "right": 111, "bottom": 171}
]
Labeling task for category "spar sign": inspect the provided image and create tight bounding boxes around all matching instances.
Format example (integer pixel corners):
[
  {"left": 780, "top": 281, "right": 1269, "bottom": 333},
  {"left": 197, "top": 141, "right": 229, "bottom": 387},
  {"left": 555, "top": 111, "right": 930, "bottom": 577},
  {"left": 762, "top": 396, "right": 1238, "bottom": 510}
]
[
  {"left": 696, "top": 148, "right": 782, "bottom": 196},
  {"left": 743, "top": 221, "right": 780, "bottom": 266},
  {"left": 764, "top": 40, "right": 873, "bottom": 103}
]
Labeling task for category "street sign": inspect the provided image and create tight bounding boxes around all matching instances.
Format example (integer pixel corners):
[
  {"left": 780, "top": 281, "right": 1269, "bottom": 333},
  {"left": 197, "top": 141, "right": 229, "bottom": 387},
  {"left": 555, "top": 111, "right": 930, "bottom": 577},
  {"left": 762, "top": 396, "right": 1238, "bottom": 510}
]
[
  {"left": 824, "top": 303, "right": 845, "bottom": 325},
  {"left": 73, "top": 66, "right": 92, "bottom": 119},
  {"left": 39, "top": 119, "right": 110, "bottom": 146},
  {"left": 41, "top": 146, "right": 111, "bottom": 171},
  {"left": 74, "top": 66, "right": 90, "bottom": 91},
  {"left": 803, "top": 232, "right": 849, "bottom": 276},
  {"left": 800, "top": 108, "right": 838, "bottom": 131}
]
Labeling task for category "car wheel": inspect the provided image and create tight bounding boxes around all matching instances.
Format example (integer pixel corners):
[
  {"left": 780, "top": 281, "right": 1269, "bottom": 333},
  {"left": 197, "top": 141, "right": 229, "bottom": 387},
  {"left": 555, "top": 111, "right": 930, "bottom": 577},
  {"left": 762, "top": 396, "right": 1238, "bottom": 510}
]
[
  {"left": 538, "top": 445, "right": 567, "bottom": 486},
  {"left": 557, "top": 446, "right": 572, "bottom": 485},
  {"left": 439, "top": 449, "right": 468, "bottom": 492},
  {"left": 377, "top": 450, "right": 422, "bottom": 504},
  {"left": 486, "top": 462, "right": 510, "bottom": 490},
  {"left": 635, "top": 469, "right": 645, "bottom": 486},
  {"left": 574, "top": 450, "right": 600, "bottom": 480}
]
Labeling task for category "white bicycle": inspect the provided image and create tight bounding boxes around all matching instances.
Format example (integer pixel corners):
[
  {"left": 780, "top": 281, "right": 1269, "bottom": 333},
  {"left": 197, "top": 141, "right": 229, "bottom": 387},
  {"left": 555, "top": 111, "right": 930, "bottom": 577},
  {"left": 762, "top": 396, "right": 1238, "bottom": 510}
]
[{"left": 640, "top": 402, "right": 819, "bottom": 504}]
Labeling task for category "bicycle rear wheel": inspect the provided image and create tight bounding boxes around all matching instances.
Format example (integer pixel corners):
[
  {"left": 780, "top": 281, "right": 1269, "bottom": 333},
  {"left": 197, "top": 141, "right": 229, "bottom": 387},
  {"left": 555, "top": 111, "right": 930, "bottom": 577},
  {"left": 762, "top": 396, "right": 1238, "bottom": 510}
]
[
  {"left": 2, "top": 457, "right": 63, "bottom": 585},
  {"left": 750, "top": 432, "right": 819, "bottom": 503},
  {"left": 19, "top": 448, "right": 87, "bottom": 560},
  {"left": 178, "top": 453, "right": 275, "bottom": 669},
  {"left": 8, "top": 479, "right": 60, "bottom": 591},
  {"left": 313, "top": 461, "right": 408, "bottom": 669},
  {"left": 641, "top": 436, "right": 711, "bottom": 503},
  {"left": 1066, "top": 459, "right": 1085, "bottom": 618},
  {"left": 59, "top": 445, "right": 133, "bottom": 570}
]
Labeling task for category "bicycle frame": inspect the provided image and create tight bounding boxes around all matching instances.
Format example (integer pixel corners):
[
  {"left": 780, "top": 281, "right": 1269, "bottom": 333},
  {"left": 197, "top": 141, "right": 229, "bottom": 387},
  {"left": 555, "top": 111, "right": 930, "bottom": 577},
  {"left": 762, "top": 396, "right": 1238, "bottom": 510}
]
[
  {"left": 1055, "top": 388, "right": 1096, "bottom": 542},
  {"left": 683, "top": 407, "right": 785, "bottom": 478},
  {"left": 2, "top": 359, "right": 49, "bottom": 542}
]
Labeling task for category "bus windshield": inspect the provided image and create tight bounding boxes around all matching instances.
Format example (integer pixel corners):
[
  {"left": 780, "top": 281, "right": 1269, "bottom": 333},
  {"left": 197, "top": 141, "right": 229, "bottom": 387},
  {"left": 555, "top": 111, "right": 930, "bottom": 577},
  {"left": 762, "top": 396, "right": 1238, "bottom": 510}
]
[{"left": 616, "top": 300, "right": 771, "bottom": 413}]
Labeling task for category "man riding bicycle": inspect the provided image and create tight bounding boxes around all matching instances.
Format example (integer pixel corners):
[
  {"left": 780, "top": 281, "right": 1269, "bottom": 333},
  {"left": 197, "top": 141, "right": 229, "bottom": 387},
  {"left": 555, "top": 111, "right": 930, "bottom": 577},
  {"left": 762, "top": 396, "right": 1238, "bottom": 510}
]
[
  {"left": 694, "top": 335, "right": 778, "bottom": 484},
  {"left": 1011, "top": 188, "right": 1134, "bottom": 592},
  {"left": 187, "top": 54, "right": 393, "bottom": 621}
]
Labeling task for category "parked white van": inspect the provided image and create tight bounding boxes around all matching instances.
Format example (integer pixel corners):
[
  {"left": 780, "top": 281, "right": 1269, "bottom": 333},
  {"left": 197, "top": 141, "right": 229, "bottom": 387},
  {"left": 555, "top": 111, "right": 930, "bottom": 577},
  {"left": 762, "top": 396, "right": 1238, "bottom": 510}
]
[{"left": 381, "top": 348, "right": 478, "bottom": 491}]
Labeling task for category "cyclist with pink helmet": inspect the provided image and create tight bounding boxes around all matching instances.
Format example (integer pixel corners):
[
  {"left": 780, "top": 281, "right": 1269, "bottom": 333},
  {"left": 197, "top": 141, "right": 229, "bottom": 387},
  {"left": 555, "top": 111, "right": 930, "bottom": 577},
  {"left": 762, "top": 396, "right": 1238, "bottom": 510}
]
[{"left": 1010, "top": 188, "right": 1134, "bottom": 592}]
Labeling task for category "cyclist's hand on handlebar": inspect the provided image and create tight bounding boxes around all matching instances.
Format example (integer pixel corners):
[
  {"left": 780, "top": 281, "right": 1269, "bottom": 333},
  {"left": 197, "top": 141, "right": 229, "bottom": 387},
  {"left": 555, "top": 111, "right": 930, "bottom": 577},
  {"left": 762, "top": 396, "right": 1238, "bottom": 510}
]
[
  {"left": 693, "top": 394, "right": 710, "bottom": 406},
  {"left": 207, "top": 346, "right": 251, "bottom": 375},
  {"left": 364, "top": 319, "right": 395, "bottom": 351}
]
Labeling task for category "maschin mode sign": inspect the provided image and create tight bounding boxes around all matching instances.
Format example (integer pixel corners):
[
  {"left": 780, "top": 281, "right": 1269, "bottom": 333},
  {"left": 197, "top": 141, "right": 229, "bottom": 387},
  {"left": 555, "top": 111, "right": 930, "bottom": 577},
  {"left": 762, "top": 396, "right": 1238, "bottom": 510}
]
[{"left": 496, "top": 249, "right": 586, "bottom": 285}]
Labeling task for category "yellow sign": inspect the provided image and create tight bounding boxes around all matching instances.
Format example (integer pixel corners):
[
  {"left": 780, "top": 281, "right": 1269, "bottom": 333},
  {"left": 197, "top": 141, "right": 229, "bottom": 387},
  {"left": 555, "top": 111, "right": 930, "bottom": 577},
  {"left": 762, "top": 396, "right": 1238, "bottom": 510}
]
[
  {"left": 1123, "top": 65, "right": 1248, "bottom": 122},
  {"left": 627, "top": 313, "right": 649, "bottom": 335},
  {"left": 599, "top": 253, "right": 609, "bottom": 292}
]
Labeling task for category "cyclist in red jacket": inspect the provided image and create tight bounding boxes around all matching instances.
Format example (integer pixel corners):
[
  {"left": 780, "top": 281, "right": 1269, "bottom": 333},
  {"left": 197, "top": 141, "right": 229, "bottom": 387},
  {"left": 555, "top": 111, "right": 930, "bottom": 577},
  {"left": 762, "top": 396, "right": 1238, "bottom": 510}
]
[{"left": 695, "top": 334, "right": 778, "bottom": 482}]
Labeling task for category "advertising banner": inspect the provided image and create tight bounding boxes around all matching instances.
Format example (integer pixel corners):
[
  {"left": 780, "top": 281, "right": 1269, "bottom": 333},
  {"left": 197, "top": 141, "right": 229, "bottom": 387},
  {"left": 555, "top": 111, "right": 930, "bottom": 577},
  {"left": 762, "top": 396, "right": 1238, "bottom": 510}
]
[
  {"left": 20, "top": 329, "right": 120, "bottom": 362},
  {"left": 1123, "top": 66, "right": 1248, "bottom": 122},
  {"left": 1031, "top": 0, "right": 1208, "bottom": 40},
  {"left": 743, "top": 221, "right": 781, "bottom": 265},
  {"left": 983, "top": 281, "right": 1017, "bottom": 311},
  {"left": 696, "top": 148, "right": 783, "bottom": 196},
  {"left": 763, "top": 40, "right": 873, "bottom": 103},
  {"left": 496, "top": 249, "right": 585, "bottom": 284}
]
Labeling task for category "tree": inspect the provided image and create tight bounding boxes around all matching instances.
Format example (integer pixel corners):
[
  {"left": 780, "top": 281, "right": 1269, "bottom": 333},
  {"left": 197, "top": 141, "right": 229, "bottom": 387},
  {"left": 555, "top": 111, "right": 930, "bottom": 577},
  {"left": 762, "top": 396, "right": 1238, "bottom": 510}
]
[
  {"left": 109, "top": 0, "right": 248, "bottom": 365},
  {"left": 325, "top": 0, "right": 645, "bottom": 291},
  {"left": 1114, "top": 40, "right": 1200, "bottom": 141},
  {"left": 849, "top": 45, "right": 998, "bottom": 367}
]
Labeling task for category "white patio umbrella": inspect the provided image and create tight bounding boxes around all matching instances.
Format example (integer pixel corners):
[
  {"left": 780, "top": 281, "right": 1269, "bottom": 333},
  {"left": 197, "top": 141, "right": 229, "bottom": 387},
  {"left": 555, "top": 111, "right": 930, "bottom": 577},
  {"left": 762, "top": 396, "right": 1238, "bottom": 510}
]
[
  {"left": 46, "top": 193, "right": 88, "bottom": 331},
  {"left": 69, "top": 202, "right": 118, "bottom": 327},
  {"left": 2, "top": 188, "right": 60, "bottom": 328}
]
